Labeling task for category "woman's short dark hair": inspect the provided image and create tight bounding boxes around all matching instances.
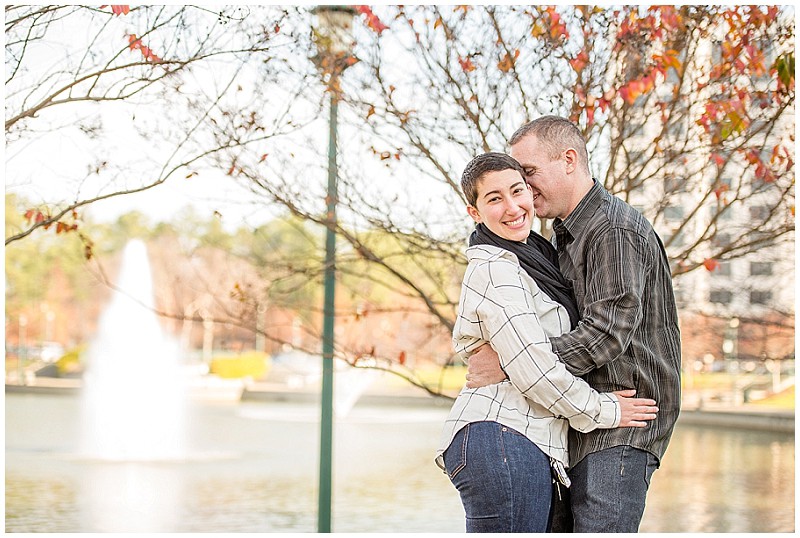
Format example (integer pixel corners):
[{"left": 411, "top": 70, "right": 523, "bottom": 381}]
[{"left": 461, "top": 152, "right": 524, "bottom": 206}]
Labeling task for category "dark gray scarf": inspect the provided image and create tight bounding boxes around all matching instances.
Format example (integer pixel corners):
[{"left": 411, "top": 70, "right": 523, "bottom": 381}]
[{"left": 469, "top": 223, "right": 579, "bottom": 329}]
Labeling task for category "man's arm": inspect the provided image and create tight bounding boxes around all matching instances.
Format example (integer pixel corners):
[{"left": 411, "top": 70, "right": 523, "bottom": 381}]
[
  {"left": 550, "top": 226, "right": 652, "bottom": 376},
  {"left": 467, "top": 227, "right": 652, "bottom": 384},
  {"left": 466, "top": 343, "right": 507, "bottom": 387},
  {"left": 471, "top": 267, "right": 621, "bottom": 431}
]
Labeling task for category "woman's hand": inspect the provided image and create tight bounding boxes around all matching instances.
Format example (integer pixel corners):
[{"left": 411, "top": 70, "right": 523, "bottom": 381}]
[{"left": 613, "top": 389, "right": 658, "bottom": 427}]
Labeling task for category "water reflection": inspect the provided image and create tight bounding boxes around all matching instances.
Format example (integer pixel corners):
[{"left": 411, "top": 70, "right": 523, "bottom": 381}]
[
  {"left": 641, "top": 423, "right": 795, "bottom": 532},
  {"left": 4, "top": 394, "right": 794, "bottom": 532}
]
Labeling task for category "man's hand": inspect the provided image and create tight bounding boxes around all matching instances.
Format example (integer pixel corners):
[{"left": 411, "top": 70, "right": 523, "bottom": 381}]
[
  {"left": 465, "top": 344, "right": 507, "bottom": 388},
  {"left": 613, "top": 389, "right": 658, "bottom": 427}
]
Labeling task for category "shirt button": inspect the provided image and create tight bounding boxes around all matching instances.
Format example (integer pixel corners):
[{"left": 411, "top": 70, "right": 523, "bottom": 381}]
[{"left": 501, "top": 427, "right": 507, "bottom": 432}]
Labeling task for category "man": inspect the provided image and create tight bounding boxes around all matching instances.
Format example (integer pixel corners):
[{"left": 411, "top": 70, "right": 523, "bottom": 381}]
[{"left": 466, "top": 115, "right": 681, "bottom": 532}]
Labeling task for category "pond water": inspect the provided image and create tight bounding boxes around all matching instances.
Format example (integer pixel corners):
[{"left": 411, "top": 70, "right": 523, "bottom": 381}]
[{"left": 4, "top": 393, "right": 795, "bottom": 532}]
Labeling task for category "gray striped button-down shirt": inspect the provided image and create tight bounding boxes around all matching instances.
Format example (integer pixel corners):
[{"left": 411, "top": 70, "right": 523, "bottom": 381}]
[{"left": 551, "top": 180, "right": 682, "bottom": 467}]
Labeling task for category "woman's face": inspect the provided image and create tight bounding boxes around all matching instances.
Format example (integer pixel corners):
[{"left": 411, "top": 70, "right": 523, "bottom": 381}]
[{"left": 467, "top": 169, "right": 534, "bottom": 242}]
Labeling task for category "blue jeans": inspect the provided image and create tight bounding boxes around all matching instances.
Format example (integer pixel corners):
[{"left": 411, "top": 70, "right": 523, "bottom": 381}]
[
  {"left": 569, "top": 445, "right": 659, "bottom": 532},
  {"left": 443, "top": 421, "right": 553, "bottom": 533}
]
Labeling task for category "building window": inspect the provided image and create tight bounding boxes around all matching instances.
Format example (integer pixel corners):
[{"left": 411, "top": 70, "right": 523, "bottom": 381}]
[
  {"left": 709, "top": 289, "right": 733, "bottom": 304},
  {"left": 712, "top": 233, "right": 731, "bottom": 248},
  {"left": 665, "top": 231, "right": 685, "bottom": 248},
  {"left": 663, "top": 175, "right": 682, "bottom": 192},
  {"left": 750, "top": 290, "right": 772, "bottom": 305},
  {"left": 717, "top": 261, "right": 732, "bottom": 276},
  {"left": 749, "top": 205, "right": 771, "bottom": 221},
  {"left": 750, "top": 262, "right": 773, "bottom": 276},
  {"left": 716, "top": 205, "right": 733, "bottom": 221},
  {"left": 663, "top": 205, "right": 684, "bottom": 221}
]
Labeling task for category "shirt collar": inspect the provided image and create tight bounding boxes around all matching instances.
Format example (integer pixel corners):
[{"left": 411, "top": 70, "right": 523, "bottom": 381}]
[{"left": 554, "top": 179, "right": 605, "bottom": 240}]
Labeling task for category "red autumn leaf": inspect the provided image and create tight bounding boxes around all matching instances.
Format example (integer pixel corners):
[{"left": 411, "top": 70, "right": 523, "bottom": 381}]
[
  {"left": 585, "top": 105, "right": 596, "bottom": 125},
  {"left": 101, "top": 5, "right": 129, "bottom": 16},
  {"left": 714, "top": 184, "right": 729, "bottom": 200},
  {"left": 260, "top": 153, "right": 269, "bottom": 162},
  {"left": 459, "top": 56, "right": 476, "bottom": 73},
  {"left": 703, "top": 258, "right": 721, "bottom": 272},
  {"left": 711, "top": 153, "right": 726, "bottom": 167},
  {"left": 126, "top": 33, "right": 163, "bottom": 63},
  {"left": 398, "top": 351, "right": 406, "bottom": 365},
  {"left": 618, "top": 85, "right": 631, "bottom": 104},
  {"left": 356, "top": 5, "right": 389, "bottom": 35},
  {"left": 569, "top": 50, "right": 589, "bottom": 73},
  {"left": 128, "top": 34, "right": 141, "bottom": 50}
]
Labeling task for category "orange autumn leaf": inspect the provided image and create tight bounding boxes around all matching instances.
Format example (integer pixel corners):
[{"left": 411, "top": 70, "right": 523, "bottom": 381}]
[
  {"left": 703, "top": 258, "right": 721, "bottom": 272},
  {"left": 498, "top": 49, "right": 520, "bottom": 72}
]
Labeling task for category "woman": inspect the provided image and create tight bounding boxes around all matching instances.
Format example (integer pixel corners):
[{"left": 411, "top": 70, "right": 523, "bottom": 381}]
[{"left": 436, "top": 152, "right": 658, "bottom": 533}]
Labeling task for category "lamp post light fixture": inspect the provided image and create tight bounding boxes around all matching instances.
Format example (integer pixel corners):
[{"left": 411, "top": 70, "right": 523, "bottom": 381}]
[{"left": 312, "top": 5, "right": 356, "bottom": 534}]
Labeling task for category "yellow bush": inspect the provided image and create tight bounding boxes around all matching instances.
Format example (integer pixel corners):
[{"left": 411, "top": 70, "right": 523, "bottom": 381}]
[
  {"left": 210, "top": 352, "right": 270, "bottom": 379},
  {"left": 56, "top": 347, "right": 85, "bottom": 376}
]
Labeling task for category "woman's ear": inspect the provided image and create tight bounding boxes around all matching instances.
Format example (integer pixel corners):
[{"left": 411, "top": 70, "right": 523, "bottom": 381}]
[{"left": 466, "top": 205, "right": 482, "bottom": 223}]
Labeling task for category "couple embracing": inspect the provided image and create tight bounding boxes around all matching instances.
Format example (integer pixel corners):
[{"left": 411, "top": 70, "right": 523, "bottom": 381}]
[{"left": 436, "top": 115, "right": 682, "bottom": 533}]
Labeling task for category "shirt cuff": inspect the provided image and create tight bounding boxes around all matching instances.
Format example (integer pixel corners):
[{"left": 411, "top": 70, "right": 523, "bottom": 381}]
[{"left": 599, "top": 392, "right": 622, "bottom": 428}]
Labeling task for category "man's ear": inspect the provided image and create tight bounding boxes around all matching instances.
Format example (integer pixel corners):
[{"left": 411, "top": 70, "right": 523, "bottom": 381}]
[
  {"left": 564, "top": 148, "right": 579, "bottom": 174},
  {"left": 467, "top": 205, "right": 482, "bottom": 223}
]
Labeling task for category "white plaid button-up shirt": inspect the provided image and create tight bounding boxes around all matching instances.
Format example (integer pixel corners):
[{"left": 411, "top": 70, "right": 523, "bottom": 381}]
[{"left": 436, "top": 244, "right": 620, "bottom": 470}]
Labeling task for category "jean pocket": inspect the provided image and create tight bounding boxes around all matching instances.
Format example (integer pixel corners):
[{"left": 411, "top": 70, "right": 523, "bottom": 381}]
[{"left": 443, "top": 424, "right": 469, "bottom": 481}]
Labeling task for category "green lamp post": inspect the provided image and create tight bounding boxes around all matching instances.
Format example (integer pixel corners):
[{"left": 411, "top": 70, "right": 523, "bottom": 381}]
[{"left": 311, "top": 5, "right": 356, "bottom": 533}]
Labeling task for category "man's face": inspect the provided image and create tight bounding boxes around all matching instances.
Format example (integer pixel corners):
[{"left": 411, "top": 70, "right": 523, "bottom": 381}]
[{"left": 510, "top": 135, "right": 570, "bottom": 220}]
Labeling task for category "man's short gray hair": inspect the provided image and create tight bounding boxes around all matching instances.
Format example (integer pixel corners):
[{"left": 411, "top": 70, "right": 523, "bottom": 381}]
[{"left": 509, "top": 115, "right": 590, "bottom": 174}]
